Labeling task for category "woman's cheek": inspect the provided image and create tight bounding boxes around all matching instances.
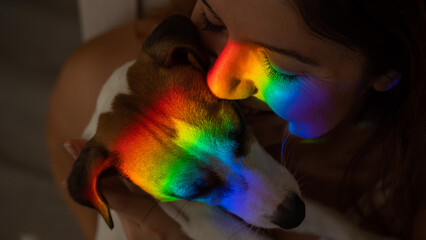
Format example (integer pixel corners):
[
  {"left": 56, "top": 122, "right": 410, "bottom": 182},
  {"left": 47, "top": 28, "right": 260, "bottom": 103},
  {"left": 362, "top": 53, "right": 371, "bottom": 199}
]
[{"left": 262, "top": 77, "right": 338, "bottom": 139}]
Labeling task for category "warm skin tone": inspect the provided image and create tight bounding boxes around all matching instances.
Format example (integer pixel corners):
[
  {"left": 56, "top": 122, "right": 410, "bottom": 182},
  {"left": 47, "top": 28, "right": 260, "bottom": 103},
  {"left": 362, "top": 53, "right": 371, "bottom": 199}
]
[
  {"left": 46, "top": 0, "right": 426, "bottom": 239},
  {"left": 192, "top": 0, "right": 371, "bottom": 139}
]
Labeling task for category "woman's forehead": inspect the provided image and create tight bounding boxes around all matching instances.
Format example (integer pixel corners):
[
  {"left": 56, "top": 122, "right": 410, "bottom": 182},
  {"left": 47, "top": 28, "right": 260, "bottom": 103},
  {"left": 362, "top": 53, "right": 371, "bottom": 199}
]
[
  {"left": 212, "top": 0, "right": 302, "bottom": 37},
  {"left": 207, "top": 0, "right": 365, "bottom": 75},
  {"left": 206, "top": 0, "right": 331, "bottom": 65}
]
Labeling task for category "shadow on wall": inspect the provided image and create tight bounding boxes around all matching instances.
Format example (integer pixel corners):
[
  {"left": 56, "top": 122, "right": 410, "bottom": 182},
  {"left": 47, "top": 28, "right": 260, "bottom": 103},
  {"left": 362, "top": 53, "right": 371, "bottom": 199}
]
[{"left": 0, "top": 0, "right": 82, "bottom": 239}]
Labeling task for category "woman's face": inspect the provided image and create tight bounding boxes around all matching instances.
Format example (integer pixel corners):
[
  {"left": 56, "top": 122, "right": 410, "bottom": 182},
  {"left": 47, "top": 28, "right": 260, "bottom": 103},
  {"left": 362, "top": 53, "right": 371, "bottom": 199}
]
[{"left": 191, "top": 0, "right": 368, "bottom": 139}]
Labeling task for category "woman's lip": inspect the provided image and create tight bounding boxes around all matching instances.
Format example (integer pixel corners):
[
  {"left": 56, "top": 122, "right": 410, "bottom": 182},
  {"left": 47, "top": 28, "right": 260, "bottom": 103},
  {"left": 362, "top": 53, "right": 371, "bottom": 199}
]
[
  {"left": 239, "top": 105, "right": 274, "bottom": 117},
  {"left": 243, "top": 110, "right": 281, "bottom": 123},
  {"left": 237, "top": 98, "right": 274, "bottom": 118},
  {"left": 237, "top": 97, "right": 273, "bottom": 111}
]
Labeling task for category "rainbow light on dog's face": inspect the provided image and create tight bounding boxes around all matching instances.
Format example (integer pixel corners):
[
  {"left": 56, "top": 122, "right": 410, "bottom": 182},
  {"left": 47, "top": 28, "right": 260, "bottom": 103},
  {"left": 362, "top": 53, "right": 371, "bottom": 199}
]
[{"left": 110, "top": 89, "right": 242, "bottom": 202}]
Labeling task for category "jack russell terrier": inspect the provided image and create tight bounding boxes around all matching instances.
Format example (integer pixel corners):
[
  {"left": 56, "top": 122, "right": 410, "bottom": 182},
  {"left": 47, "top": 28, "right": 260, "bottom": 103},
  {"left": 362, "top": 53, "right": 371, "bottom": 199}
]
[{"left": 67, "top": 14, "right": 395, "bottom": 240}]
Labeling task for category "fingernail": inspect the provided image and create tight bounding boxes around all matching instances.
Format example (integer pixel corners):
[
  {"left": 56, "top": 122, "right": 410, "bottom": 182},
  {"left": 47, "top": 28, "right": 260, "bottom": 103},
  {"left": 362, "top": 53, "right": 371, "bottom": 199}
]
[{"left": 63, "top": 141, "right": 79, "bottom": 160}]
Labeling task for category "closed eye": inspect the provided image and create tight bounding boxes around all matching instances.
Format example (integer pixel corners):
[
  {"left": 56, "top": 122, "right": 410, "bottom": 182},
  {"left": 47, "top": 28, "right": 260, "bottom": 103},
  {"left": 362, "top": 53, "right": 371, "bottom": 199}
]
[
  {"left": 170, "top": 168, "right": 225, "bottom": 200},
  {"left": 188, "top": 167, "right": 227, "bottom": 200},
  {"left": 201, "top": 11, "right": 226, "bottom": 33},
  {"left": 261, "top": 51, "right": 300, "bottom": 82},
  {"left": 169, "top": 180, "right": 209, "bottom": 200},
  {"left": 186, "top": 184, "right": 214, "bottom": 200}
]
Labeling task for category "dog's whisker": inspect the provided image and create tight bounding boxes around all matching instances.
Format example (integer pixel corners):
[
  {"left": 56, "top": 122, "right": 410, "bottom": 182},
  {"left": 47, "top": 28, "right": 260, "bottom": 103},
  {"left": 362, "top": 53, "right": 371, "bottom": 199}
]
[
  {"left": 295, "top": 168, "right": 305, "bottom": 183},
  {"left": 297, "top": 172, "right": 307, "bottom": 182},
  {"left": 254, "top": 226, "right": 261, "bottom": 237},
  {"left": 293, "top": 166, "right": 301, "bottom": 177},
  {"left": 281, "top": 124, "right": 294, "bottom": 165},
  {"left": 287, "top": 142, "right": 303, "bottom": 177},
  {"left": 287, "top": 143, "right": 298, "bottom": 168},
  {"left": 227, "top": 220, "right": 248, "bottom": 240},
  {"left": 282, "top": 142, "right": 297, "bottom": 172},
  {"left": 251, "top": 225, "right": 259, "bottom": 238},
  {"left": 296, "top": 173, "right": 311, "bottom": 191},
  {"left": 266, "top": 228, "right": 271, "bottom": 236},
  {"left": 280, "top": 129, "right": 291, "bottom": 165},
  {"left": 281, "top": 136, "right": 290, "bottom": 160}
]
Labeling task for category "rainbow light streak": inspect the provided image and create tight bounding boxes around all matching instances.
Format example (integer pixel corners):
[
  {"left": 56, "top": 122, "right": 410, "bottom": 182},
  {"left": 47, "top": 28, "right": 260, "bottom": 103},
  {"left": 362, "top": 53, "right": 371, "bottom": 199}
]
[
  {"left": 108, "top": 87, "right": 241, "bottom": 203},
  {"left": 89, "top": 40, "right": 325, "bottom": 225},
  {"left": 207, "top": 40, "right": 330, "bottom": 139},
  {"left": 219, "top": 169, "right": 259, "bottom": 212},
  {"left": 207, "top": 40, "right": 300, "bottom": 122}
]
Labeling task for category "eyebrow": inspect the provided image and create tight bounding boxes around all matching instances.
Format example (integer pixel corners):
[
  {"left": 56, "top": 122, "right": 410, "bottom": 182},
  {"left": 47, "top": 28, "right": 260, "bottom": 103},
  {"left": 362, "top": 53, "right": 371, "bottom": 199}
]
[
  {"left": 201, "top": 0, "right": 319, "bottom": 66},
  {"left": 251, "top": 41, "right": 320, "bottom": 66}
]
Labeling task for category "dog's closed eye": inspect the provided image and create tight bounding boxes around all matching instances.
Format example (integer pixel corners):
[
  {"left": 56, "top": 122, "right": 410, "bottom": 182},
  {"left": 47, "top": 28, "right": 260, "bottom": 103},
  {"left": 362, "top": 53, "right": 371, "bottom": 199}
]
[
  {"left": 186, "top": 181, "right": 215, "bottom": 200},
  {"left": 170, "top": 167, "right": 227, "bottom": 201},
  {"left": 191, "top": 169, "right": 226, "bottom": 199}
]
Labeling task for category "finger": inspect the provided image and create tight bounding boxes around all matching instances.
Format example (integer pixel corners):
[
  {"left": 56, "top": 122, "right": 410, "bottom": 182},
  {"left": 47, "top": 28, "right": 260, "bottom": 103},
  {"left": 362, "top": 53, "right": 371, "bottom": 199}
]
[
  {"left": 102, "top": 184, "right": 158, "bottom": 221},
  {"left": 119, "top": 212, "right": 191, "bottom": 240},
  {"left": 119, "top": 215, "right": 163, "bottom": 240},
  {"left": 63, "top": 139, "right": 87, "bottom": 160},
  {"left": 101, "top": 186, "right": 190, "bottom": 239}
]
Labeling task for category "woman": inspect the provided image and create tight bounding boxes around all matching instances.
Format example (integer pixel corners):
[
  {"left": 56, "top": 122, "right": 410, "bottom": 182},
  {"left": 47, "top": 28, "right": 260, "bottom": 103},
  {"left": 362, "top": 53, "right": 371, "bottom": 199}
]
[{"left": 46, "top": 0, "right": 426, "bottom": 239}]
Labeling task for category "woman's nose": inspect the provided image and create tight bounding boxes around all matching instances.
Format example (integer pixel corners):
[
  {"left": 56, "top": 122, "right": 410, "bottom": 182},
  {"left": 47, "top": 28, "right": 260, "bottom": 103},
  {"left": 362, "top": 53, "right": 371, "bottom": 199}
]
[{"left": 207, "top": 40, "right": 258, "bottom": 100}]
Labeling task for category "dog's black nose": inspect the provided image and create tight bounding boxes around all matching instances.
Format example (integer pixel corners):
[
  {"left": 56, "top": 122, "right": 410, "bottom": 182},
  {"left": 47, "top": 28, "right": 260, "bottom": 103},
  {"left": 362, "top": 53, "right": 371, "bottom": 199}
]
[{"left": 271, "top": 193, "right": 305, "bottom": 229}]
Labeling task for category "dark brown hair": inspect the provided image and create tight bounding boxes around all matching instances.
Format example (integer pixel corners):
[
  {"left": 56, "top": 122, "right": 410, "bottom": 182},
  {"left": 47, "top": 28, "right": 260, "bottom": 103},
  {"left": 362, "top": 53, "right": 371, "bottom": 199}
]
[{"left": 291, "top": 0, "right": 426, "bottom": 238}]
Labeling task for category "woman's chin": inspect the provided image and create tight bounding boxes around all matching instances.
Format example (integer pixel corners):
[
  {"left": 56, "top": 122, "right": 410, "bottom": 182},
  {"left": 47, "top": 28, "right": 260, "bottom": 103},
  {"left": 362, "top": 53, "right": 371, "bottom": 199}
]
[{"left": 288, "top": 123, "right": 325, "bottom": 139}]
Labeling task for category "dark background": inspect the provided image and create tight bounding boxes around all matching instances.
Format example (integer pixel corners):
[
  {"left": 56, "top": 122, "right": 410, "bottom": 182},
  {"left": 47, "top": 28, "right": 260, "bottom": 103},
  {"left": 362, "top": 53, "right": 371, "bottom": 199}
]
[{"left": 0, "top": 0, "right": 83, "bottom": 239}]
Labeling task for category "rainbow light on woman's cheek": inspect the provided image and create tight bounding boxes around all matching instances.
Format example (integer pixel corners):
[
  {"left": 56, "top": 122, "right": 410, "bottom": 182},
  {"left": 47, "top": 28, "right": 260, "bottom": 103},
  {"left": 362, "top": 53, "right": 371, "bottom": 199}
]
[
  {"left": 208, "top": 40, "right": 299, "bottom": 118},
  {"left": 209, "top": 40, "right": 327, "bottom": 138},
  {"left": 263, "top": 81, "right": 300, "bottom": 118},
  {"left": 266, "top": 79, "right": 336, "bottom": 139}
]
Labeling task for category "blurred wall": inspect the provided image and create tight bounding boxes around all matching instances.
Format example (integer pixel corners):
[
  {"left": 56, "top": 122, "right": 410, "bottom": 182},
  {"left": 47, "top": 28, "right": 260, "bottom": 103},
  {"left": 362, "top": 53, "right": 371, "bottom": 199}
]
[{"left": 0, "top": 0, "right": 83, "bottom": 239}]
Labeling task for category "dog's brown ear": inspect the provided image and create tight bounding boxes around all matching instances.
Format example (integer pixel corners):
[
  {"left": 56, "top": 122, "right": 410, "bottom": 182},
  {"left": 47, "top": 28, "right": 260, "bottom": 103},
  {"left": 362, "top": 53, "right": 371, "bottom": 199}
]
[
  {"left": 142, "top": 14, "right": 209, "bottom": 71},
  {"left": 67, "top": 140, "right": 115, "bottom": 229}
]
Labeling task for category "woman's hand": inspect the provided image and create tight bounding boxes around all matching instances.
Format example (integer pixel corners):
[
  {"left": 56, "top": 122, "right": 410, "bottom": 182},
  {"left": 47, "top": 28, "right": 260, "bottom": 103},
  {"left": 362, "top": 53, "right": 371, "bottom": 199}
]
[
  {"left": 64, "top": 139, "right": 191, "bottom": 240},
  {"left": 268, "top": 229, "right": 320, "bottom": 240}
]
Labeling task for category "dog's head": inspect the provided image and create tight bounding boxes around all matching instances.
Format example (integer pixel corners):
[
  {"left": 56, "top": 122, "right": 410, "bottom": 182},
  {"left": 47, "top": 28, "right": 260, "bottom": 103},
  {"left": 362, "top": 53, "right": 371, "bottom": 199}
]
[{"left": 68, "top": 14, "right": 304, "bottom": 232}]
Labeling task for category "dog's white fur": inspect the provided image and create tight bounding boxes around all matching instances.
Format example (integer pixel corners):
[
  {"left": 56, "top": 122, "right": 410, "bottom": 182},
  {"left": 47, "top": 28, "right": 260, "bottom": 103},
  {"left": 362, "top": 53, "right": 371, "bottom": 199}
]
[{"left": 88, "top": 63, "right": 395, "bottom": 240}]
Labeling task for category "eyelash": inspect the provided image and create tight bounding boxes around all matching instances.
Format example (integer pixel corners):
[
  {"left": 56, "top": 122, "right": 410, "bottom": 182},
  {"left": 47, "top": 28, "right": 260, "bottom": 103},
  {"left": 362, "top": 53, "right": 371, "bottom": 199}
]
[
  {"left": 201, "top": 11, "right": 226, "bottom": 33},
  {"left": 200, "top": 9, "right": 298, "bottom": 82},
  {"left": 261, "top": 52, "right": 299, "bottom": 82}
]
